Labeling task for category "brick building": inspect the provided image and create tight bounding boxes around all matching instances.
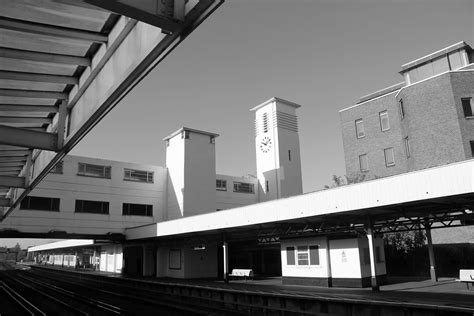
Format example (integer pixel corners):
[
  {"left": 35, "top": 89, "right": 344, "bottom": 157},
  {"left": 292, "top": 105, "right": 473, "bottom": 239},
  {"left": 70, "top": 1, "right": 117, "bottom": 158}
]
[{"left": 340, "top": 41, "right": 474, "bottom": 180}]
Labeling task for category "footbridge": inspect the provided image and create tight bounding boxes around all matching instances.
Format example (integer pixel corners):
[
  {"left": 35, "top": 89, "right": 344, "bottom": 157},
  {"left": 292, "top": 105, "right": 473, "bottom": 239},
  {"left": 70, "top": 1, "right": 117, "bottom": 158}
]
[{"left": 0, "top": 0, "right": 223, "bottom": 220}]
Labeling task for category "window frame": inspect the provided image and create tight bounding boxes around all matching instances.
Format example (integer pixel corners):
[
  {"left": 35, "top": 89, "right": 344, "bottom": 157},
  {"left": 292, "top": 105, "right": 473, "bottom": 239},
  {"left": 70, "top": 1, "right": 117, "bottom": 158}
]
[
  {"left": 355, "top": 119, "right": 365, "bottom": 139},
  {"left": 77, "top": 163, "right": 111, "bottom": 179},
  {"left": 216, "top": 179, "right": 227, "bottom": 191},
  {"left": 123, "top": 168, "right": 154, "bottom": 183},
  {"left": 359, "top": 154, "right": 369, "bottom": 172},
  {"left": 399, "top": 99, "right": 405, "bottom": 119},
  {"left": 384, "top": 147, "right": 395, "bottom": 167},
  {"left": 404, "top": 136, "right": 411, "bottom": 158},
  {"left": 20, "top": 196, "right": 60, "bottom": 212},
  {"left": 462, "top": 97, "right": 474, "bottom": 118},
  {"left": 75, "top": 199, "right": 109, "bottom": 215},
  {"left": 122, "top": 203, "right": 153, "bottom": 217},
  {"left": 379, "top": 110, "right": 390, "bottom": 132},
  {"left": 286, "top": 244, "right": 321, "bottom": 267},
  {"left": 233, "top": 181, "right": 255, "bottom": 194}
]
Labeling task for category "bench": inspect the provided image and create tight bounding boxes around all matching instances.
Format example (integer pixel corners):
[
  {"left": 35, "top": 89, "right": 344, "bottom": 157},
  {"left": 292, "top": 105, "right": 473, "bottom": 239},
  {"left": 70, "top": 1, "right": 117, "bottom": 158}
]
[
  {"left": 459, "top": 269, "right": 474, "bottom": 290},
  {"left": 228, "top": 269, "right": 254, "bottom": 280}
]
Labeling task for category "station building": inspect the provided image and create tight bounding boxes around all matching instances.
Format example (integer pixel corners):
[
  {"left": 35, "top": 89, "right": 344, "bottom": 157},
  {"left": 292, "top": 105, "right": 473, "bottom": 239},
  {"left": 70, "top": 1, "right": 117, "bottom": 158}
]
[{"left": 22, "top": 42, "right": 474, "bottom": 287}]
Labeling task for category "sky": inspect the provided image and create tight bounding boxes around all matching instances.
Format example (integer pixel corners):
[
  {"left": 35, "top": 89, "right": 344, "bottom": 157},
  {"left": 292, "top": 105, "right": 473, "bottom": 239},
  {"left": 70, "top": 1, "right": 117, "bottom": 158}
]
[{"left": 2, "top": 0, "right": 473, "bottom": 248}]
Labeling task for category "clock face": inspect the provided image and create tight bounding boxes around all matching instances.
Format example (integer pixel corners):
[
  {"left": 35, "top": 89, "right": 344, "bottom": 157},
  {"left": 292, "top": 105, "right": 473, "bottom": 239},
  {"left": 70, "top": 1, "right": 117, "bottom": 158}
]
[{"left": 260, "top": 136, "right": 272, "bottom": 153}]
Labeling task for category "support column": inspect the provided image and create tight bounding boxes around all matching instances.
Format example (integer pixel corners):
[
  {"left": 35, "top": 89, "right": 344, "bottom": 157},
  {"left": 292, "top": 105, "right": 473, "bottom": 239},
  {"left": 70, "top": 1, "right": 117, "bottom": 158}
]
[
  {"left": 425, "top": 225, "right": 438, "bottom": 282},
  {"left": 367, "top": 226, "right": 379, "bottom": 291},
  {"left": 326, "top": 238, "right": 332, "bottom": 287},
  {"left": 223, "top": 241, "right": 229, "bottom": 283}
]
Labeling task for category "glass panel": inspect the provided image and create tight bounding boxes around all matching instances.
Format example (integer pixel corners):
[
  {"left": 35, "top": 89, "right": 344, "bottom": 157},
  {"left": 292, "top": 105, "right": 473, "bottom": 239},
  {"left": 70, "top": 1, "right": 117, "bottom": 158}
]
[
  {"left": 384, "top": 148, "right": 395, "bottom": 166},
  {"left": 286, "top": 247, "right": 295, "bottom": 265},
  {"left": 124, "top": 169, "right": 153, "bottom": 183},
  {"left": 448, "top": 51, "right": 463, "bottom": 70},
  {"left": 355, "top": 119, "right": 365, "bottom": 138},
  {"left": 297, "top": 246, "right": 309, "bottom": 265},
  {"left": 216, "top": 179, "right": 227, "bottom": 191},
  {"left": 309, "top": 245, "right": 319, "bottom": 265},
  {"left": 462, "top": 98, "right": 473, "bottom": 117},
  {"left": 233, "top": 182, "right": 254, "bottom": 193},
  {"left": 416, "top": 62, "right": 434, "bottom": 81},
  {"left": 431, "top": 56, "right": 449, "bottom": 74},
  {"left": 379, "top": 111, "right": 389, "bottom": 131},
  {"left": 359, "top": 154, "right": 368, "bottom": 172}
]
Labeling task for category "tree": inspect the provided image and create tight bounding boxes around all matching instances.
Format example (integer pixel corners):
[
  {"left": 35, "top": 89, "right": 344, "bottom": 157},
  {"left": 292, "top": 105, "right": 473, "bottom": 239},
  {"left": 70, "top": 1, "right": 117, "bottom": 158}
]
[{"left": 324, "top": 173, "right": 367, "bottom": 189}]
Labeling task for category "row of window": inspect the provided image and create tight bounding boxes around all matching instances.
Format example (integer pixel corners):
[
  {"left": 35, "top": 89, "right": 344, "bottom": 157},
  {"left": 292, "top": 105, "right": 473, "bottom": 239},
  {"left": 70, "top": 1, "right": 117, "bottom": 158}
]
[
  {"left": 356, "top": 97, "right": 473, "bottom": 140},
  {"left": 216, "top": 180, "right": 255, "bottom": 194},
  {"left": 20, "top": 196, "right": 153, "bottom": 216},
  {"left": 359, "top": 147, "right": 397, "bottom": 172},
  {"left": 355, "top": 110, "right": 390, "bottom": 139},
  {"left": 286, "top": 245, "right": 320, "bottom": 266},
  {"left": 51, "top": 162, "right": 154, "bottom": 183}
]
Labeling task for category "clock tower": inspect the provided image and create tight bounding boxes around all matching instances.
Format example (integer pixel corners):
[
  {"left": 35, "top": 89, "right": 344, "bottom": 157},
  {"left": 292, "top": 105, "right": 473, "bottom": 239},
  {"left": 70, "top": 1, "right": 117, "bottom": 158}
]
[{"left": 250, "top": 97, "right": 303, "bottom": 202}]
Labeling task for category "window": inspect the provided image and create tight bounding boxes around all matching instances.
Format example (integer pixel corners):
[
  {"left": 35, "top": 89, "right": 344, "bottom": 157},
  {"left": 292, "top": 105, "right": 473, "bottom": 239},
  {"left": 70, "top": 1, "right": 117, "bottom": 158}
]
[
  {"left": 286, "top": 247, "right": 295, "bottom": 265},
  {"left": 124, "top": 168, "right": 153, "bottom": 183},
  {"left": 359, "top": 154, "right": 369, "bottom": 172},
  {"left": 20, "top": 196, "right": 60, "bottom": 212},
  {"left": 265, "top": 180, "right": 269, "bottom": 193},
  {"left": 122, "top": 203, "right": 153, "bottom": 216},
  {"left": 216, "top": 179, "right": 227, "bottom": 191},
  {"left": 470, "top": 141, "right": 474, "bottom": 157},
  {"left": 288, "top": 150, "right": 291, "bottom": 161},
  {"left": 297, "top": 246, "right": 309, "bottom": 265},
  {"left": 75, "top": 200, "right": 109, "bottom": 214},
  {"left": 50, "top": 161, "right": 63, "bottom": 174},
  {"left": 169, "top": 249, "right": 181, "bottom": 270},
  {"left": 262, "top": 113, "right": 269, "bottom": 133},
  {"left": 404, "top": 137, "right": 411, "bottom": 158},
  {"left": 355, "top": 119, "right": 365, "bottom": 138},
  {"left": 379, "top": 111, "right": 390, "bottom": 131},
  {"left": 293, "top": 245, "right": 320, "bottom": 266},
  {"left": 210, "top": 136, "right": 215, "bottom": 144},
  {"left": 309, "top": 245, "right": 320, "bottom": 265},
  {"left": 399, "top": 99, "right": 405, "bottom": 119},
  {"left": 384, "top": 147, "right": 395, "bottom": 167},
  {"left": 78, "top": 163, "right": 111, "bottom": 179},
  {"left": 233, "top": 182, "right": 254, "bottom": 193},
  {"left": 462, "top": 98, "right": 473, "bottom": 117}
]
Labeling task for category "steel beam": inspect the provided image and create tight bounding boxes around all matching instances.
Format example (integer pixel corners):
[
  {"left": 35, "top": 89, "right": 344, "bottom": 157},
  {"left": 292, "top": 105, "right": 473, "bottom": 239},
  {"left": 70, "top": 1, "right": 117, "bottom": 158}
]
[
  {"left": 0, "top": 162, "right": 24, "bottom": 168},
  {"left": 0, "top": 198, "right": 11, "bottom": 207},
  {"left": 0, "top": 175, "right": 25, "bottom": 188},
  {"left": 0, "top": 47, "right": 91, "bottom": 66},
  {"left": 56, "top": 100, "right": 67, "bottom": 149},
  {"left": 0, "top": 168, "right": 22, "bottom": 172},
  {"left": 0, "top": 125, "right": 58, "bottom": 151},
  {"left": 0, "top": 71, "right": 78, "bottom": 85},
  {"left": 0, "top": 117, "right": 52, "bottom": 124},
  {"left": 84, "top": 0, "right": 181, "bottom": 34},
  {"left": 0, "top": 104, "right": 58, "bottom": 112},
  {"left": 0, "top": 17, "right": 108, "bottom": 43},
  {"left": 0, "top": 157, "right": 27, "bottom": 162},
  {"left": 0, "top": 150, "right": 30, "bottom": 157},
  {"left": 0, "top": 89, "right": 67, "bottom": 100}
]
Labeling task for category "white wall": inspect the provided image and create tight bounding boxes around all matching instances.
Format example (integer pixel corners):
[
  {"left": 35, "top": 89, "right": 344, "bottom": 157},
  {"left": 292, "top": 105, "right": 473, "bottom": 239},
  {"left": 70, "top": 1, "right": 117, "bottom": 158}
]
[
  {"left": 358, "top": 237, "right": 386, "bottom": 277},
  {"left": 329, "top": 238, "right": 362, "bottom": 279},
  {"left": 166, "top": 129, "right": 216, "bottom": 219},
  {"left": 1, "top": 155, "right": 166, "bottom": 235},
  {"left": 216, "top": 174, "right": 258, "bottom": 211},
  {"left": 100, "top": 244, "right": 123, "bottom": 273},
  {"left": 281, "top": 237, "right": 330, "bottom": 279}
]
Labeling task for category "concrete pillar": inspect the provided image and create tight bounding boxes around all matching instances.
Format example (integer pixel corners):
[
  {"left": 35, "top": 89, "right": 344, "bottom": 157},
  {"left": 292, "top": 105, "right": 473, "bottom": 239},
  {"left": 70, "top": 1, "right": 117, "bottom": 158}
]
[
  {"left": 367, "top": 227, "right": 379, "bottom": 291},
  {"left": 425, "top": 226, "right": 438, "bottom": 282},
  {"left": 223, "top": 242, "right": 229, "bottom": 283}
]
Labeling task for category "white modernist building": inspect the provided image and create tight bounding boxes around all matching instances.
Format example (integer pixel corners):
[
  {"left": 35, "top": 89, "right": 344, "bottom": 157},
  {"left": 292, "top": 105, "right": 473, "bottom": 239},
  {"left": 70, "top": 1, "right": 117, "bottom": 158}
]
[{"left": 21, "top": 97, "right": 474, "bottom": 287}]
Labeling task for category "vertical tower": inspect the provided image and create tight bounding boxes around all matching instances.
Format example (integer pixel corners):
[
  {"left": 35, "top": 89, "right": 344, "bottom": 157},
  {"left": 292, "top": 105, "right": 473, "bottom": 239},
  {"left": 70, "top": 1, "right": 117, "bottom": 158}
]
[
  {"left": 250, "top": 97, "right": 303, "bottom": 202},
  {"left": 163, "top": 127, "right": 218, "bottom": 220}
]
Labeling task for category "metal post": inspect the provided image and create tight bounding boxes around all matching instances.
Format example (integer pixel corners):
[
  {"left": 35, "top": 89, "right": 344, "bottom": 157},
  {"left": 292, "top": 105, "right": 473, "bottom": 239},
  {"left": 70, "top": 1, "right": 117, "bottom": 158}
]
[
  {"left": 326, "top": 238, "right": 332, "bottom": 287},
  {"left": 223, "top": 241, "right": 229, "bottom": 283},
  {"left": 367, "top": 226, "right": 379, "bottom": 291},
  {"left": 425, "top": 225, "right": 438, "bottom": 282}
]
